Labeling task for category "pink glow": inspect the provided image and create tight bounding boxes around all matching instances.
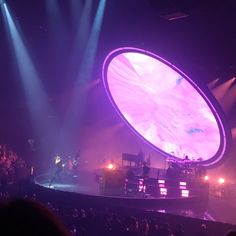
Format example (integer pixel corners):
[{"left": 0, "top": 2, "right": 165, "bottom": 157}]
[{"left": 102, "top": 48, "right": 227, "bottom": 165}]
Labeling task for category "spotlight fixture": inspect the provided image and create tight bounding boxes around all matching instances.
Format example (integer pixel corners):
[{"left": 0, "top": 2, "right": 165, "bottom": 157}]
[
  {"left": 148, "top": 0, "right": 194, "bottom": 21},
  {"left": 107, "top": 163, "right": 115, "bottom": 170},
  {"left": 218, "top": 177, "right": 225, "bottom": 184},
  {"left": 204, "top": 175, "right": 209, "bottom": 181},
  {"left": 181, "top": 189, "right": 189, "bottom": 198}
]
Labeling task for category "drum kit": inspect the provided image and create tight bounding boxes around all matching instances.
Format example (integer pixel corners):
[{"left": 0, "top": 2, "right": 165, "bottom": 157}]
[{"left": 166, "top": 157, "right": 198, "bottom": 178}]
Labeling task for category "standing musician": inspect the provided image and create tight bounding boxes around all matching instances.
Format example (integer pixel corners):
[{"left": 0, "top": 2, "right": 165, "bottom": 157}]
[
  {"left": 137, "top": 148, "right": 145, "bottom": 167},
  {"left": 140, "top": 161, "right": 150, "bottom": 195},
  {"left": 142, "top": 161, "right": 150, "bottom": 179},
  {"left": 72, "top": 150, "right": 80, "bottom": 177},
  {"left": 49, "top": 154, "right": 64, "bottom": 187},
  {"left": 166, "top": 161, "right": 180, "bottom": 179}
]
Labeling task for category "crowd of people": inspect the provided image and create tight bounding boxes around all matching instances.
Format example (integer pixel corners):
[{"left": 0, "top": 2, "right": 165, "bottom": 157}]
[
  {"left": 36, "top": 202, "right": 236, "bottom": 236},
  {"left": 0, "top": 144, "right": 236, "bottom": 236},
  {"left": 1, "top": 191, "right": 236, "bottom": 236},
  {"left": 0, "top": 144, "right": 30, "bottom": 193}
]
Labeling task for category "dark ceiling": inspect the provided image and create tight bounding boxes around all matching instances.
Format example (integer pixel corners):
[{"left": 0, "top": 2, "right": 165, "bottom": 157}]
[
  {"left": 0, "top": 0, "right": 236, "bottom": 146},
  {"left": 1, "top": 0, "right": 236, "bottom": 84}
]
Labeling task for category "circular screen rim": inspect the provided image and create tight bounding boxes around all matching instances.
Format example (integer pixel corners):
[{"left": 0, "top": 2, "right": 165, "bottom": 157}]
[{"left": 102, "top": 47, "right": 227, "bottom": 166}]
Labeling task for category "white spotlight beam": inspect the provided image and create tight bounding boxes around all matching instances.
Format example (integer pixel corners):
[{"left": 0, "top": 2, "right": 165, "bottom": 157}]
[
  {"left": 211, "top": 78, "right": 235, "bottom": 105},
  {"left": 2, "top": 4, "right": 56, "bottom": 138},
  {"left": 208, "top": 78, "right": 219, "bottom": 90}
]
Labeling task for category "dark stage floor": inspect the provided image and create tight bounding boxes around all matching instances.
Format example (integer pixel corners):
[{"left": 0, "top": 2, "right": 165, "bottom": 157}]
[{"left": 34, "top": 169, "right": 236, "bottom": 226}]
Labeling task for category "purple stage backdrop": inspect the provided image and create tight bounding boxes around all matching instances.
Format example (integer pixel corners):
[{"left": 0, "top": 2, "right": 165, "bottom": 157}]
[{"left": 102, "top": 47, "right": 227, "bottom": 166}]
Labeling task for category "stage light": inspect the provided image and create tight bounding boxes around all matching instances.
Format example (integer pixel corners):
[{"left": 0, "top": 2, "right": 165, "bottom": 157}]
[
  {"left": 211, "top": 78, "right": 236, "bottom": 102},
  {"left": 30, "top": 166, "right": 34, "bottom": 176},
  {"left": 181, "top": 189, "right": 189, "bottom": 197},
  {"left": 149, "top": 0, "right": 189, "bottom": 21},
  {"left": 138, "top": 179, "right": 146, "bottom": 192},
  {"left": 204, "top": 175, "right": 209, "bottom": 181},
  {"left": 78, "top": 0, "right": 106, "bottom": 83},
  {"left": 67, "top": 0, "right": 92, "bottom": 80},
  {"left": 61, "top": 0, "right": 106, "bottom": 149},
  {"left": 179, "top": 181, "right": 187, "bottom": 189},
  {"left": 218, "top": 177, "right": 225, "bottom": 184},
  {"left": 232, "top": 128, "right": 236, "bottom": 139},
  {"left": 157, "top": 209, "right": 166, "bottom": 213},
  {"left": 69, "top": 0, "right": 83, "bottom": 23},
  {"left": 160, "top": 187, "right": 167, "bottom": 196},
  {"left": 0, "top": 0, "right": 6, "bottom": 6},
  {"left": 73, "top": 0, "right": 92, "bottom": 50},
  {"left": 158, "top": 179, "right": 165, "bottom": 188},
  {"left": 1, "top": 3, "right": 57, "bottom": 159},
  {"left": 107, "top": 163, "right": 115, "bottom": 170},
  {"left": 46, "top": 0, "right": 61, "bottom": 20},
  {"left": 208, "top": 78, "right": 219, "bottom": 89},
  {"left": 219, "top": 83, "right": 236, "bottom": 113}
]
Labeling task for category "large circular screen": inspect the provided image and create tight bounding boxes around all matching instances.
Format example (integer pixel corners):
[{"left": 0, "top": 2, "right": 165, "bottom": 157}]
[{"left": 102, "top": 47, "right": 227, "bottom": 166}]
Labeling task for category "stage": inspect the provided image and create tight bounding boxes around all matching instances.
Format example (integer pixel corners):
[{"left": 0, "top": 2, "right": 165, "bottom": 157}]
[
  {"left": 34, "top": 166, "right": 209, "bottom": 209},
  {"left": 32, "top": 163, "right": 236, "bottom": 227}
]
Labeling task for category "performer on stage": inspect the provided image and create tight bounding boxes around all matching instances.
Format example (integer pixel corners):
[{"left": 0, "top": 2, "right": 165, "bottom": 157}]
[
  {"left": 137, "top": 148, "right": 145, "bottom": 167},
  {"left": 166, "top": 161, "right": 180, "bottom": 179},
  {"left": 142, "top": 161, "right": 150, "bottom": 179},
  {"left": 72, "top": 150, "right": 80, "bottom": 177},
  {"left": 49, "top": 154, "right": 64, "bottom": 187}
]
